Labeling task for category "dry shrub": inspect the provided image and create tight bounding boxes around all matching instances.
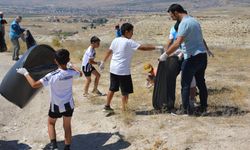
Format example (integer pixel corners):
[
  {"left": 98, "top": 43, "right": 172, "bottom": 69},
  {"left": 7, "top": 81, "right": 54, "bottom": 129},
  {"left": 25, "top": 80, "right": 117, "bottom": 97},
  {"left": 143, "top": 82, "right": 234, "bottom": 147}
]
[
  {"left": 151, "top": 139, "right": 169, "bottom": 150},
  {"left": 52, "top": 37, "right": 61, "bottom": 48}
]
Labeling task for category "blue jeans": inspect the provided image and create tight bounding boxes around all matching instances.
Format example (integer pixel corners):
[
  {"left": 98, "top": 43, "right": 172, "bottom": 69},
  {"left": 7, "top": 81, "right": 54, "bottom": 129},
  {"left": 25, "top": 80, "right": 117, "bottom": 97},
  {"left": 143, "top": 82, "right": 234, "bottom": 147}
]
[{"left": 181, "top": 53, "right": 208, "bottom": 110}]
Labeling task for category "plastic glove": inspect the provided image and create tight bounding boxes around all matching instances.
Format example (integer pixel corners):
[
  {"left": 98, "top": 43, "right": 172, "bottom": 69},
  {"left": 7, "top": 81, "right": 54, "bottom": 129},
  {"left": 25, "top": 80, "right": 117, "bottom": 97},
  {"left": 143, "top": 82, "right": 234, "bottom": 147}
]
[
  {"left": 16, "top": 68, "right": 29, "bottom": 76},
  {"left": 99, "top": 61, "right": 104, "bottom": 71},
  {"left": 158, "top": 53, "right": 168, "bottom": 62},
  {"left": 67, "top": 62, "right": 73, "bottom": 69}
]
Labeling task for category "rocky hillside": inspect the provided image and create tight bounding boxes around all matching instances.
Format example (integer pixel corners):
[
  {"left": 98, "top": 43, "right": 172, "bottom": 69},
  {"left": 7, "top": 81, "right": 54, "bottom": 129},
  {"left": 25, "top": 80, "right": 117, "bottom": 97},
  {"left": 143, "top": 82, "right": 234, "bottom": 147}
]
[{"left": 1, "top": 0, "right": 250, "bottom": 16}]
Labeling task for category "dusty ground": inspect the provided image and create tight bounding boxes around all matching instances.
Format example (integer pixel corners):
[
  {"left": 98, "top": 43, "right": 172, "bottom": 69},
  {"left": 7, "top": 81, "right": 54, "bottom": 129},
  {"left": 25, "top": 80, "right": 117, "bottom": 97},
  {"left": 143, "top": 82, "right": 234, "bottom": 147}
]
[{"left": 0, "top": 7, "right": 250, "bottom": 150}]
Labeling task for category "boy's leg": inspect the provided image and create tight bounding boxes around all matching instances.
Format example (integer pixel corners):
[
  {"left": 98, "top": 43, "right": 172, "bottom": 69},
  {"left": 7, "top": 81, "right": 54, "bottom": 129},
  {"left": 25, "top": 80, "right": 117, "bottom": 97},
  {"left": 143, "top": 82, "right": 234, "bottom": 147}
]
[
  {"left": 48, "top": 116, "right": 58, "bottom": 149},
  {"left": 190, "top": 77, "right": 197, "bottom": 100},
  {"left": 91, "top": 69, "right": 100, "bottom": 92},
  {"left": 120, "top": 75, "right": 133, "bottom": 111},
  {"left": 84, "top": 77, "right": 91, "bottom": 95},
  {"left": 190, "top": 87, "right": 197, "bottom": 99},
  {"left": 105, "top": 90, "right": 114, "bottom": 109},
  {"left": 121, "top": 95, "right": 129, "bottom": 111},
  {"left": 48, "top": 117, "right": 57, "bottom": 140},
  {"left": 63, "top": 116, "right": 72, "bottom": 146},
  {"left": 104, "top": 73, "right": 119, "bottom": 111}
]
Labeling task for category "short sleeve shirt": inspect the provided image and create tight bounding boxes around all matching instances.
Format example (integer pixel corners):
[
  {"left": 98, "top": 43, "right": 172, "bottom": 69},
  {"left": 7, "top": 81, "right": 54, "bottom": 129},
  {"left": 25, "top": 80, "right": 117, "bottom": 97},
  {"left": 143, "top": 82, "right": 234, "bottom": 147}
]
[
  {"left": 109, "top": 37, "right": 140, "bottom": 75},
  {"left": 177, "top": 16, "right": 206, "bottom": 59},
  {"left": 82, "top": 46, "right": 96, "bottom": 67},
  {"left": 40, "top": 68, "right": 80, "bottom": 113}
]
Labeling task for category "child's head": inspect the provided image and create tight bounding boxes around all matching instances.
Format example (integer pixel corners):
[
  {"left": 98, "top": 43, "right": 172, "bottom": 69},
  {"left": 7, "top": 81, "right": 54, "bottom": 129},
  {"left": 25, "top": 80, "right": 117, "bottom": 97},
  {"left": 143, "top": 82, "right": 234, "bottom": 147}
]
[
  {"left": 115, "top": 24, "right": 120, "bottom": 30},
  {"left": 55, "top": 49, "right": 70, "bottom": 65},
  {"left": 144, "top": 63, "right": 153, "bottom": 73},
  {"left": 121, "top": 23, "right": 133, "bottom": 39},
  {"left": 90, "top": 36, "right": 101, "bottom": 48}
]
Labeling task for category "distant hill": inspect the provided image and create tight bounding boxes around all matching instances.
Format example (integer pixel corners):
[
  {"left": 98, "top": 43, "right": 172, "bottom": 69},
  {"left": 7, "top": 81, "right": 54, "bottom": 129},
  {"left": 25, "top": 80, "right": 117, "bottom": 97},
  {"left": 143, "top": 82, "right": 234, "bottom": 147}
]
[{"left": 1, "top": 0, "right": 250, "bottom": 16}]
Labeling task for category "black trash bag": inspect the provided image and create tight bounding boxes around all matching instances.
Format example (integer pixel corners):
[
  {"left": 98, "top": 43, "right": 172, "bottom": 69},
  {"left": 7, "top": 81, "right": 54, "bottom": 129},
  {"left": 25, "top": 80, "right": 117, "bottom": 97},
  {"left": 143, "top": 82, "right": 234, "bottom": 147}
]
[
  {"left": 0, "top": 44, "right": 58, "bottom": 108},
  {"left": 25, "top": 30, "right": 36, "bottom": 49},
  {"left": 152, "top": 56, "right": 181, "bottom": 111}
]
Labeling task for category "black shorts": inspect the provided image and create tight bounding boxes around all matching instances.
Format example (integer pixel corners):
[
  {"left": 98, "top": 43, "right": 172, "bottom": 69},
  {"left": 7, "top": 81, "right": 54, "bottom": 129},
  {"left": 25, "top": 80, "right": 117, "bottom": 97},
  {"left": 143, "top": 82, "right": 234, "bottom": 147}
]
[
  {"left": 109, "top": 73, "right": 133, "bottom": 96},
  {"left": 82, "top": 66, "right": 96, "bottom": 77},
  {"left": 48, "top": 105, "right": 74, "bottom": 118}
]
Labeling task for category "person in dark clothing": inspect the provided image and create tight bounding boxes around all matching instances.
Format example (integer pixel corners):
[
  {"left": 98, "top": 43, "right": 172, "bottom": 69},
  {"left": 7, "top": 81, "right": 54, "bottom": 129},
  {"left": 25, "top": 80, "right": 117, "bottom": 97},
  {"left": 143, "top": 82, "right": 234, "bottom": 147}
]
[
  {"left": 160, "top": 4, "right": 209, "bottom": 115},
  {"left": 0, "top": 12, "right": 7, "bottom": 52}
]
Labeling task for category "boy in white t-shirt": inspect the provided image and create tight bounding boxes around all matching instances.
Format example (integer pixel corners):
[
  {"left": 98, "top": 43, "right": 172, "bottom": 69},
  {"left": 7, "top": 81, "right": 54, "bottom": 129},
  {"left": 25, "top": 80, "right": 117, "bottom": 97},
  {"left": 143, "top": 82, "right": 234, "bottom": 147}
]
[
  {"left": 17, "top": 49, "right": 82, "bottom": 150},
  {"left": 100, "top": 23, "right": 164, "bottom": 111},
  {"left": 82, "top": 36, "right": 105, "bottom": 96}
]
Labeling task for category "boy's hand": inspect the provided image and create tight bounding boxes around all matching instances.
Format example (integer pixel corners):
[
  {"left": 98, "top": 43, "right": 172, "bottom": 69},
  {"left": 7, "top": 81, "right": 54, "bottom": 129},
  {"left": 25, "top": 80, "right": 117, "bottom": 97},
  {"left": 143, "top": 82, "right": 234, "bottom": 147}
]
[
  {"left": 99, "top": 61, "right": 105, "bottom": 71},
  {"left": 158, "top": 53, "right": 168, "bottom": 62},
  {"left": 16, "top": 68, "right": 29, "bottom": 76},
  {"left": 67, "top": 62, "right": 73, "bottom": 68}
]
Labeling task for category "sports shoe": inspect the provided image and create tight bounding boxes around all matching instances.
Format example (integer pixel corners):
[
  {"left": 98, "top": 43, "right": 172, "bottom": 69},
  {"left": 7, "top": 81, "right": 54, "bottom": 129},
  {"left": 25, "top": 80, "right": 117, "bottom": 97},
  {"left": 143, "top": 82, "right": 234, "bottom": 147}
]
[
  {"left": 44, "top": 143, "right": 58, "bottom": 150},
  {"left": 103, "top": 105, "right": 114, "bottom": 112},
  {"left": 92, "top": 89, "right": 106, "bottom": 96},
  {"left": 64, "top": 145, "right": 71, "bottom": 150}
]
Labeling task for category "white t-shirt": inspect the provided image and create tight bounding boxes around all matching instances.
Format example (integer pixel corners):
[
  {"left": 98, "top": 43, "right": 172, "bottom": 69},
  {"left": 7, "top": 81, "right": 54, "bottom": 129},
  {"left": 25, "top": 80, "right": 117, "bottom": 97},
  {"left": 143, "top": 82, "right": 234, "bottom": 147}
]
[
  {"left": 82, "top": 46, "right": 96, "bottom": 67},
  {"left": 40, "top": 68, "right": 81, "bottom": 113},
  {"left": 109, "top": 37, "right": 140, "bottom": 75}
]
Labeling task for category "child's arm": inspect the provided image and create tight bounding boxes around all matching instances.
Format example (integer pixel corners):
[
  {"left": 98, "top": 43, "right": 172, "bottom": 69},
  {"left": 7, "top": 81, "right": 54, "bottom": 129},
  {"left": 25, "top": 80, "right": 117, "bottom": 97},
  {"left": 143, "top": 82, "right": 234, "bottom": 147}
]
[
  {"left": 138, "top": 44, "right": 163, "bottom": 51},
  {"left": 88, "top": 58, "right": 101, "bottom": 66},
  {"left": 67, "top": 62, "right": 83, "bottom": 77},
  {"left": 100, "top": 49, "right": 112, "bottom": 70},
  {"left": 103, "top": 49, "right": 112, "bottom": 62},
  {"left": 16, "top": 68, "right": 43, "bottom": 88}
]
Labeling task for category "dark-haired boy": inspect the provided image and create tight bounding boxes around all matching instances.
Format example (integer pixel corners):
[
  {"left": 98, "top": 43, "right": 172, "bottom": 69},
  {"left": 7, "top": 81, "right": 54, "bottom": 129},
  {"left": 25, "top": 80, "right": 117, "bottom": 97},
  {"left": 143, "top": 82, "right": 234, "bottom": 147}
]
[
  {"left": 100, "top": 22, "right": 164, "bottom": 111},
  {"left": 17, "top": 49, "right": 82, "bottom": 150},
  {"left": 81, "top": 36, "right": 105, "bottom": 96}
]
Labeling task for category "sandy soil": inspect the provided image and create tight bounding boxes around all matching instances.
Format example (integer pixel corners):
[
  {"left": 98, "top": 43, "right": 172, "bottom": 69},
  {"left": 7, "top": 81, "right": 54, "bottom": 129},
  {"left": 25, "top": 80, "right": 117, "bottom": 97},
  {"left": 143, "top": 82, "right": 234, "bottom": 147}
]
[{"left": 1, "top": 7, "right": 250, "bottom": 150}]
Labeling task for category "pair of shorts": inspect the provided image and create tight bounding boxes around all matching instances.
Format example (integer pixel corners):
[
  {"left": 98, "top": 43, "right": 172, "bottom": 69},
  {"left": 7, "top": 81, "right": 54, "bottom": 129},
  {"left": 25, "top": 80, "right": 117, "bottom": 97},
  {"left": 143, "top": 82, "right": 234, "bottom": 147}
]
[
  {"left": 48, "top": 104, "right": 74, "bottom": 118},
  {"left": 82, "top": 66, "right": 96, "bottom": 77},
  {"left": 109, "top": 73, "right": 133, "bottom": 96}
]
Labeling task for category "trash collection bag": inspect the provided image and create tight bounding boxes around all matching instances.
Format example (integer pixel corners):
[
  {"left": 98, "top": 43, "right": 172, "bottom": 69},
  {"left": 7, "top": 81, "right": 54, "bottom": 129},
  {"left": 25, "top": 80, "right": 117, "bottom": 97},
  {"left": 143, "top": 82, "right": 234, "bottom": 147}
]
[
  {"left": 25, "top": 30, "right": 36, "bottom": 49},
  {"left": 0, "top": 44, "right": 57, "bottom": 108},
  {"left": 152, "top": 56, "right": 181, "bottom": 111}
]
